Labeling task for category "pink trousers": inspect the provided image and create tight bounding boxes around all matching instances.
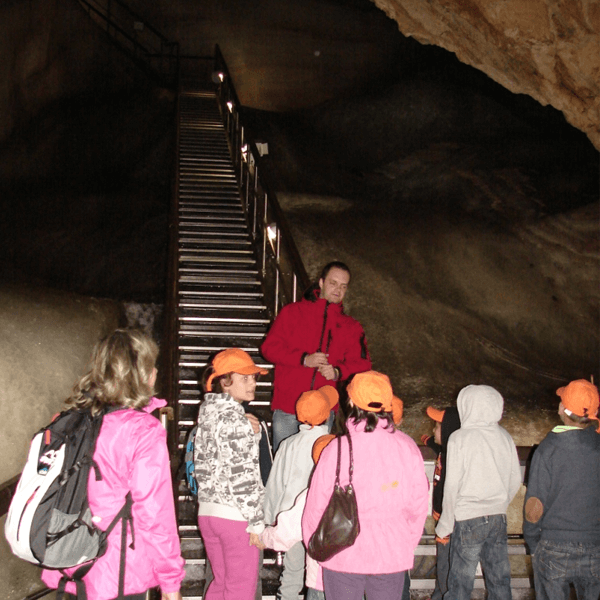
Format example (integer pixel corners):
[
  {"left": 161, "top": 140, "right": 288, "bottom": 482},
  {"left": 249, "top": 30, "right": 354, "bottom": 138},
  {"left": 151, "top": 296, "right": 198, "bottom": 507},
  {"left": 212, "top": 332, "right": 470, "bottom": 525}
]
[{"left": 198, "top": 516, "right": 260, "bottom": 600}]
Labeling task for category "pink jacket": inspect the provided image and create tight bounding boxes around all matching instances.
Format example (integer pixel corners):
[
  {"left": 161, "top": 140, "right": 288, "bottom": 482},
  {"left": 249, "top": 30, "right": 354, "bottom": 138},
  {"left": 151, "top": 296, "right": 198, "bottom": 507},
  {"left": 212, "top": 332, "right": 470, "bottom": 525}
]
[
  {"left": 302, "top": 420, "right": 429, "bottom": 574},
  {"left": 261, "top": 489, "right": 322, "bottom": 591},
  {"left": 42, "top": 399, "right": 185, "bottom": 599}
]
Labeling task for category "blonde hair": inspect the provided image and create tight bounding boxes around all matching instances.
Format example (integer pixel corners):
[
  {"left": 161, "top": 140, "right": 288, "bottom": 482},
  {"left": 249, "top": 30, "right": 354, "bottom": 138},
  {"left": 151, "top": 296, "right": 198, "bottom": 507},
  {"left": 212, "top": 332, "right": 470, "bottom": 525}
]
[{"left": 66, "top": 329, "right": 158, "bottom": 415}]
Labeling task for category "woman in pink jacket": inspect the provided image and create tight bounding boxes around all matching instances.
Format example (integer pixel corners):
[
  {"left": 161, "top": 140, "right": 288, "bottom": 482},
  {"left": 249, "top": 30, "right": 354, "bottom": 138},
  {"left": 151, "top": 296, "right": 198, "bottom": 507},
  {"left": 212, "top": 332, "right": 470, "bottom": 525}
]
[
  {"left": 41, "top": 329, "right": 185, "bottom": 600},
  {"left": 302, "top": 371, "right": 429, "bottom": 600}
]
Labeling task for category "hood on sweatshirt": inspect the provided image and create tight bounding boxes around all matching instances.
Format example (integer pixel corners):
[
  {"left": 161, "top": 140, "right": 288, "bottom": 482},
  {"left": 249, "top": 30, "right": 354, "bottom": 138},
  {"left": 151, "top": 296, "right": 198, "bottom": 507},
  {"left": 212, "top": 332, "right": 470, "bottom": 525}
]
[{"left": 457, "top": 384, "right": 504, "bottom": 428}]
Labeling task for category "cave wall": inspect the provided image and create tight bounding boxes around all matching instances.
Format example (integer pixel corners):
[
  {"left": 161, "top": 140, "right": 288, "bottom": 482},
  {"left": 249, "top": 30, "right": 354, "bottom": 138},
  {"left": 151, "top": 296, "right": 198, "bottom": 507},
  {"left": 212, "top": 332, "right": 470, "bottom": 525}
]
[
  {"left": 0, "top": 0, "right": 151, "bottom": 146},
  {"left": 0, "top": 285, "right": 119, "bottom": 484},
  {"left": 1, "top": 0, "right": 598, "bottom": 148},
  {"left": 371, "top": 0, "right": 600, "bottom": 150}
]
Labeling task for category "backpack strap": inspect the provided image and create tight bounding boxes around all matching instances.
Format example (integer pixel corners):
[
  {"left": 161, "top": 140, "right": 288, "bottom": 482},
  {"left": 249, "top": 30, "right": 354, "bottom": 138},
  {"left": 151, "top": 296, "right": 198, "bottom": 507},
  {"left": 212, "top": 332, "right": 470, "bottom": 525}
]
[
  {"left": 103, "top": 491, "right": 134, "bottom": 600},
  {"left": 55, "top": 492, "right": 134, "bottom": 600}
]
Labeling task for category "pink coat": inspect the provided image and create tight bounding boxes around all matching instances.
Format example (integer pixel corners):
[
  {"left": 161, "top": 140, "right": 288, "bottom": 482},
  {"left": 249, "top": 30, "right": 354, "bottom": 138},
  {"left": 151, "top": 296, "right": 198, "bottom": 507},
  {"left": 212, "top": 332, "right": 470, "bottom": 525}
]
[
  {"left": 302, "top": 420, "right": 429, "bottom": 574},
  {"left": 42, "top": 399, "right": 185, "bottom": 599}
]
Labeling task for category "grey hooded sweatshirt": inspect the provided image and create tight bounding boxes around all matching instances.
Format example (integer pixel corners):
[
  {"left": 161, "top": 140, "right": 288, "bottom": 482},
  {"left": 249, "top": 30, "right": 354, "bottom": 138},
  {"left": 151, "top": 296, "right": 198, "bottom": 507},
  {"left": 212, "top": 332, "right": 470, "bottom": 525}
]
[{"left": 436, "top": 385, "right": 521, "bottom": 538}]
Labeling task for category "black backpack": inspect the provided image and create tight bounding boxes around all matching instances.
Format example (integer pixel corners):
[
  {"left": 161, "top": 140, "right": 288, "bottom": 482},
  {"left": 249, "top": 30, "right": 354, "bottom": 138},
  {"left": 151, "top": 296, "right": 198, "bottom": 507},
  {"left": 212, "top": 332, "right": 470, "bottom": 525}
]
[{"left": 5, "top": 406, "right": 133, "bottom": 600}]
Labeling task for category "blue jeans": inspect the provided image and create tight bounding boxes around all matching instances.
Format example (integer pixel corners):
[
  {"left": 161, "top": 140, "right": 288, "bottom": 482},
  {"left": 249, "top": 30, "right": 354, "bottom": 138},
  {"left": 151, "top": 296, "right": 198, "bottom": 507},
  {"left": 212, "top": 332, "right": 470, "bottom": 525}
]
[
  {"left": 272, "top": 409, "right": 335, "bottom": 452},
  {"left": 446, "top": 514, "right": 512, "bottom": 600},
  {"left": 532, "top": 540, "right": 600, "bottom": 600},
  {"left": 432, "top": 537, "right": 451, "bottom": 600},
  {"left": 272, "top": 410, "right": 301, "bottom": 452}
]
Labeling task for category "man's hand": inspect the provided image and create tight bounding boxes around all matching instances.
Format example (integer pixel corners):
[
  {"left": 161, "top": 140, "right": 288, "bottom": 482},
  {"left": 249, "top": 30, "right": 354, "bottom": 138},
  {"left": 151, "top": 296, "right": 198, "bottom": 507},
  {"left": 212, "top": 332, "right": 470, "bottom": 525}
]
[
  {"left": 318, "top": 364, "right": 337, "bottom": 381},
  {"left": 245, "top": 413, "right": 260, "bottom": 434},
  {"left": 249, "top": 532, "right": 265, "bottom": 549},
  {"left": 304, "top": 352, "right": 330, "bottom": 369}
]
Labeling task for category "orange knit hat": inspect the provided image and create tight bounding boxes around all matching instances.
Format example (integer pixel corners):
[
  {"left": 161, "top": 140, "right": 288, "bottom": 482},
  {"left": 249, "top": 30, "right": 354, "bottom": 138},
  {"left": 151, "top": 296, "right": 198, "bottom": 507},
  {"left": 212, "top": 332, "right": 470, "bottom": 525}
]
[
  {"left": 296, "top": 386, "right": 339, "bottom": 425},
  {"left": 347, "top": 370, "right": 397, "bottom": 413},
  {"left": 206, "top": 348, "right": 268, "bottom": 391},
  {"left": 312, "top": 434, "right": 336, "bottom": 463},
  {"left": 557, "top": 379, "right": 599, "bottom": 421}
]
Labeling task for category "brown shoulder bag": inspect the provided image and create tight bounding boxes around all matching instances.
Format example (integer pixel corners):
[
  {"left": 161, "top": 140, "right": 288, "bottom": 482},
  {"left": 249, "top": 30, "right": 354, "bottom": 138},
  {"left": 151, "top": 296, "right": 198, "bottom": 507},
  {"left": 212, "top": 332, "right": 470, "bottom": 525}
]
[{"left": 307, "top": 434, "right": 360, "bottom": 562}]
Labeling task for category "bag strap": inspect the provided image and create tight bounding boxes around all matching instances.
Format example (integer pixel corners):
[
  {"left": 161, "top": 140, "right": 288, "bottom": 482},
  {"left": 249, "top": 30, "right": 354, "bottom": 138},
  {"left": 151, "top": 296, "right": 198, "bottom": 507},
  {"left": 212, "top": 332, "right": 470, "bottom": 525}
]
[
  {"left": 55, "top": 492, "right": 133, "bottom": 600},
  {"left": 334, "top": 434, "right": 354, "bottom": 487}
]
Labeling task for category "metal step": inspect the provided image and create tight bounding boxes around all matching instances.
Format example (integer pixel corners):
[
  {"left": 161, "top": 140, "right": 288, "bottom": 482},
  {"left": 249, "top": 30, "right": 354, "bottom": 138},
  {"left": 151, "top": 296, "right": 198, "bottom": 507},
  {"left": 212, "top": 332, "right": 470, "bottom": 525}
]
[{"left": 174, "top": 82, "right": 277, "bottom": 599}]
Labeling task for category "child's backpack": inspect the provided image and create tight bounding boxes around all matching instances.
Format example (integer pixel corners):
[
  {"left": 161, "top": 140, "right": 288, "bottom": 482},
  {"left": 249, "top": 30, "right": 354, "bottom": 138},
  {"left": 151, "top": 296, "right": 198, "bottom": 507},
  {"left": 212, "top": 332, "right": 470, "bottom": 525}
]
[
  {"left": 4, "top": 406, "right": 133, "bottom": 599},
  {"left": 183, "top": 425, "right": 198, "bottom": 496}
]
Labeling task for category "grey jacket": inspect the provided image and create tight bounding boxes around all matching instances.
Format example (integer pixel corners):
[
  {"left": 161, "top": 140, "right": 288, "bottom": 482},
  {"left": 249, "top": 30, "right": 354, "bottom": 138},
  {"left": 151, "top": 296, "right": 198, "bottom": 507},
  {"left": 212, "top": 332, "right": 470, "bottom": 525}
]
[
  {"left": 436, "top": 385, "right": 521, "bottom": 538},
  {"left": 523, "top": 424, "right": 600, "bottom": 554}
]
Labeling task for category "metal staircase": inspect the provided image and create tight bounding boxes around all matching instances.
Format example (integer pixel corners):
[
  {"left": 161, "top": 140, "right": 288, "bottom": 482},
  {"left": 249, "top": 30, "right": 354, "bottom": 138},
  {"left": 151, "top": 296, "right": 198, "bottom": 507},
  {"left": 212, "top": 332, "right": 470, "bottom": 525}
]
[{"left": 173, "top": 81, "right": 283, "bottom": 600}]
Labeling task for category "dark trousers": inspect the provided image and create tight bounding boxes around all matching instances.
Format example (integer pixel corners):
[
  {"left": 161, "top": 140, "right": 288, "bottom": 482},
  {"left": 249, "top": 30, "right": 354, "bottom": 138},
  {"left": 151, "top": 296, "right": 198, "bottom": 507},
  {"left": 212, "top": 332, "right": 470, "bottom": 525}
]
[
  {"left": 532, "top": 540, "right": 600, "bottom": 600},
  {"left": 447, "top": 514, "right": 512, "bottom": 600},
  {"left": 322, "top": 568, "right": 406, "bottom": 600}
]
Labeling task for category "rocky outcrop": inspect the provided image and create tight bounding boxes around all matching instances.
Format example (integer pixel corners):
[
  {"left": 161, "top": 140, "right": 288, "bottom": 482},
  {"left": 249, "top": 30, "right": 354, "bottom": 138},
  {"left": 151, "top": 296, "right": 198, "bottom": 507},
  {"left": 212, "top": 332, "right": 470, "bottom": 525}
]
[{"left": 372, "top": 0, "right": 600, "bottom": 150}]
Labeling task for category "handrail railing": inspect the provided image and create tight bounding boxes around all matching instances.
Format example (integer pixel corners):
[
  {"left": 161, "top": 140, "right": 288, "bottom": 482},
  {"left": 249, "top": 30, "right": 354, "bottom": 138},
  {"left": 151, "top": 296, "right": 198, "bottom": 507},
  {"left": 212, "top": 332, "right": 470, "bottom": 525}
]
[
  {"left": 213, "top": 44, "right": 311, "bottom": 316},
  {"left": 77, "top": 0, "right": 179, "bottom": 87}
]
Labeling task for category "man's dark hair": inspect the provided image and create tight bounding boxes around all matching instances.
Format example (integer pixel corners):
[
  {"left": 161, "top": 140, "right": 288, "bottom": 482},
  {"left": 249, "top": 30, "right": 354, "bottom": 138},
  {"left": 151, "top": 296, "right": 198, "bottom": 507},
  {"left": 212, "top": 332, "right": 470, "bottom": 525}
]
[{"left": 320, "top": 261, "right": 351, "bottom": 281}]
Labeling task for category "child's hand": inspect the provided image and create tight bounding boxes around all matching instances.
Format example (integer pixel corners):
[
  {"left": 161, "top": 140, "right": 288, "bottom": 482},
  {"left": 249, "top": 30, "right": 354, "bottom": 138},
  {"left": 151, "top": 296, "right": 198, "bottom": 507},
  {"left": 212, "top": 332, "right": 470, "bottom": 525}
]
[
  {"left": 249, "top": 532, "right": 266, "bottom": 549},
  {"left": 245, "top": 413, "right": 260, "bottom": 434}
]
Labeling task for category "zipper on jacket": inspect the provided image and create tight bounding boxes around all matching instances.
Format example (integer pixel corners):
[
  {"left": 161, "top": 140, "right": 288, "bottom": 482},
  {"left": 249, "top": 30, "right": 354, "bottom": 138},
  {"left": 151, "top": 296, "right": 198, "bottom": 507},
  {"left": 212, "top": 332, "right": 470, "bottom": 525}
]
[{"left": 311, "top": 302, "right": 330, "bottom": 389}]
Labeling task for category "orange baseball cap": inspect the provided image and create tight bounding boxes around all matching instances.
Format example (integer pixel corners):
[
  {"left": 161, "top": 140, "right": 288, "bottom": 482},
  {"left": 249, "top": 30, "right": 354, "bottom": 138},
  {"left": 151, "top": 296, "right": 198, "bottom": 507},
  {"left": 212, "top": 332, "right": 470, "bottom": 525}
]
[
  {"left": 392, "top": 396, "right": 404, "bottom": 425},
  {"left": 347, "top": 370, "right": 398, "bottom": 413},
  {"left": 296, "top": 386, "right": 339, "bottom": 425},
  {"left": 557, "top": 379, "right": 599, "bottom": 419},
  {"left": 206, "top": 348, "right": 268, "bottom": 391},
  {"left": 312, "top": 434, "right": 336, "bottom": 463},
  {"left": 426, "top": 406, "right": 445, "bottom": 423}
]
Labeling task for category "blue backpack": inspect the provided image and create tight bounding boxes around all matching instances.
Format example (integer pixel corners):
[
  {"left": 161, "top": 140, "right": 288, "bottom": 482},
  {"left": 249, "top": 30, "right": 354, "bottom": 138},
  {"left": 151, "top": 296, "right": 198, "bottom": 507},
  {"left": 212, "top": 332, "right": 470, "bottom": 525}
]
[{"left": 183, "top": 426, "right": 198, "bottom": 496}]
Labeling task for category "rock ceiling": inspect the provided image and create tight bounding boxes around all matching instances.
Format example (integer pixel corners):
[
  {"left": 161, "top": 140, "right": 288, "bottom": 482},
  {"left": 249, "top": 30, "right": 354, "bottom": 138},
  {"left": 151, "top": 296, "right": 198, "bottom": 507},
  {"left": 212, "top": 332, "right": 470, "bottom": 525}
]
[{"left": 371, "top": 0, "right": 600, "bottom": 150}]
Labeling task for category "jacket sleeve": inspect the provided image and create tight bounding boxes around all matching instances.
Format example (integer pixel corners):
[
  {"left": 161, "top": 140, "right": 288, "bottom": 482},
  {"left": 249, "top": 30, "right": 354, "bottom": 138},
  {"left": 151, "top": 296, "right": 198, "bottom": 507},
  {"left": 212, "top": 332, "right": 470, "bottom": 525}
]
[
  {"left": 435, "top": 435, "right": 462, "bottom": 539},
  {"left": 507, "top": 438, "right": 523, "bottom": 502},
  {"left": 523, "top": 445, "right": 550, "bottom": 555},
  {"left": 404, "top": 445, "right": 430, "bottom": 550},
  {"left": 261, "top": 304, "right": 309, "bottom": 367},
  {"left": 263, "top": 446, "right": 288, "bottom": 524},
  {"left": 130, "top": 421, "right": 185, "bottom": 593},
  {"left": 334, "top": 321, "right": 371, "bottom": 381},
  {"left": 261, "top": 491, "right": 307, "bottom": 551},
  {"left": 218, "top": 418, "right": 265, "bottom": 533}
]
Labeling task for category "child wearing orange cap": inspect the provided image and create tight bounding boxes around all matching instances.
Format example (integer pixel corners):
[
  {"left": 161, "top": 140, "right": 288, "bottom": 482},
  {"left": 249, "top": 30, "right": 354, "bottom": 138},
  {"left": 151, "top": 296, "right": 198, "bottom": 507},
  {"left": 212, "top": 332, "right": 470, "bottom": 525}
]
[
  {"left": 302, "top": 370, "right": 429, "bottom": 600},
  {"left": 193, "top": 348, "right": 269, "bottom": 600},
  {"left": 524, "top": 379, "right": 600, "bottom": 600},
  {"left": 263, "top": 386, "right": 339, "bottom": 600},
  {"left": 420, "top": 405, "right": 461, "bottom": 600}
]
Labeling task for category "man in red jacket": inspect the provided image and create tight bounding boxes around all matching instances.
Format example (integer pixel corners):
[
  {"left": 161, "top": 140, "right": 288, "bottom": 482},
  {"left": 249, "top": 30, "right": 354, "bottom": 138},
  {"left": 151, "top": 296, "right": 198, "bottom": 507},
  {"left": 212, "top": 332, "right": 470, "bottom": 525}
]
[{"left": 261, "top": 261, "right": 371, "bottom": 451}]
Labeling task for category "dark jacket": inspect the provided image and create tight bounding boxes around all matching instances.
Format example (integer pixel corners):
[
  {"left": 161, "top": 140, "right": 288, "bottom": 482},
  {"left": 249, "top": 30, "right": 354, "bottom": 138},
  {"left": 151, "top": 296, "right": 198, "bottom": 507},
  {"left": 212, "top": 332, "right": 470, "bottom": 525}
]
[
  {"left": 261, "top": 286, "right": 371, "bottom": 415},
  {"left": 523, "top": 424, "right": 600, "bottom": 554},
  {"left": 424, "top": 407, "right": 461, "bottom": 520}
]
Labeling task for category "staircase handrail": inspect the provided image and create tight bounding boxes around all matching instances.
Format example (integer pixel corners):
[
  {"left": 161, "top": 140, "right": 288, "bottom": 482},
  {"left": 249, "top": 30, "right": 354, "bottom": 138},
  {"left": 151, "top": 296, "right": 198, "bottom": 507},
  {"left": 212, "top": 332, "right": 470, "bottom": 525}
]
[
  {"left": 77, "top": 0, "right": 179, "bottom": 86},
  {"left": 213, "top": 44, "right": 311, "bottom": 316}
]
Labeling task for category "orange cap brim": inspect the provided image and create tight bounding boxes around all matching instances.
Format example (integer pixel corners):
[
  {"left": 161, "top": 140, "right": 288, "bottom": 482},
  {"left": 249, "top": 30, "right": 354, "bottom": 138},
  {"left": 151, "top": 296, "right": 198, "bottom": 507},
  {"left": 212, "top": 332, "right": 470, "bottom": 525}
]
[{"left": 426, "top": 406, "right": 445, "bottom": 422}]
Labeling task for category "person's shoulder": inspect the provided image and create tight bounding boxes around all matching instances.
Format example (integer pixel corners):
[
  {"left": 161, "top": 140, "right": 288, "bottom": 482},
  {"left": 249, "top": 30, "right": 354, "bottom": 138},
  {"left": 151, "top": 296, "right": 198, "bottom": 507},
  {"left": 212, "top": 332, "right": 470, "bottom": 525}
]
[
  {"left": 334, "top": 308, "right": 365, "bottom": 331},
  {"left": 106, "top": 408, "right": 164, "bottom": 442},
  {"left": 274, "top": 297, "right": 314, "bottom": 320}
]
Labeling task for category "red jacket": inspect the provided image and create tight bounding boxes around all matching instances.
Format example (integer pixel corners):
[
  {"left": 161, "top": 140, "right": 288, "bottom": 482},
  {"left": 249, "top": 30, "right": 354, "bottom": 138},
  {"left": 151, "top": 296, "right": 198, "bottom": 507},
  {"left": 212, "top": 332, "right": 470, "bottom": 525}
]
[{"left": 261, "top": 289, "right": 371, "bottom": 414}]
